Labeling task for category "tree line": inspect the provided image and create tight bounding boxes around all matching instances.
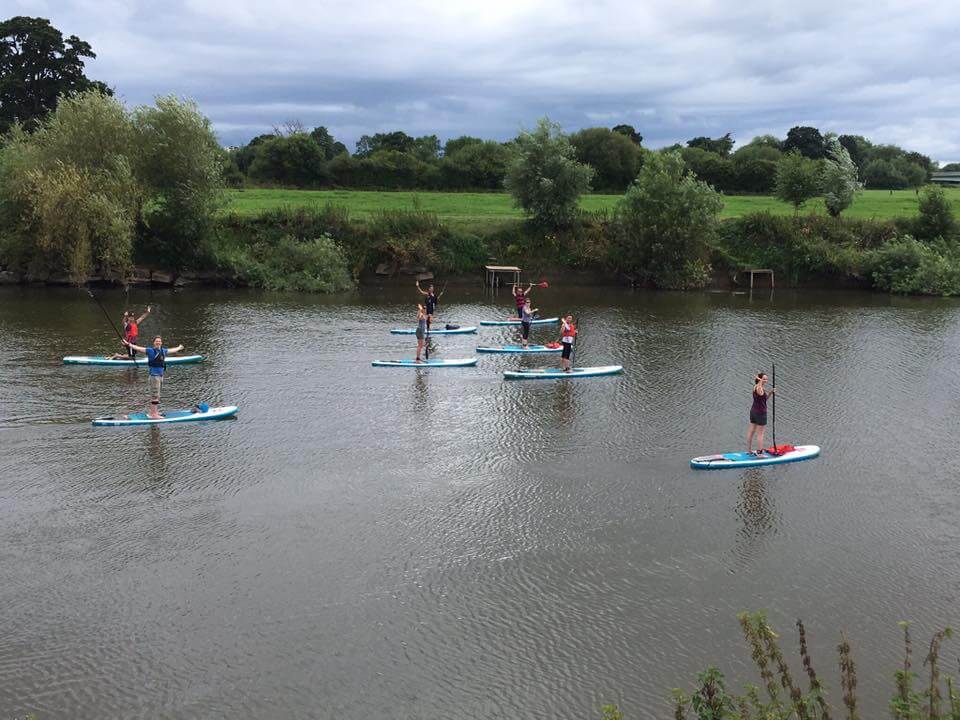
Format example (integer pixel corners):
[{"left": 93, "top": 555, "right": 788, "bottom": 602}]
[{"left": 226, "top": 122, "right": 937, "bottom": 194}]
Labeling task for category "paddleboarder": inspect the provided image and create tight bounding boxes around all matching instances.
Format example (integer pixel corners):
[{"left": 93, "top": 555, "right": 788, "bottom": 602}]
[
  {"left": 747, "top": 372, "right": 776, "bottom": 455},
  {"left": 520, "top": 299, "right": 539, "bottom": 348},
  {"left": 414, "top": 304, "right": 428, "bottom": 363},
  {"left": 106, "top": 306, "right": 150, "bottom": 360},
  {"left": 123, "top": 335, "right": 184, "bottom": 419},
  {"left": 559, "top": 315, "right": 576, "bottom": 372},
  {"left": 415, "top": 281, "right": 443, "bottom": 330},
  {"left": 512, "top": 281, "right": 534, "bottom": 319}
]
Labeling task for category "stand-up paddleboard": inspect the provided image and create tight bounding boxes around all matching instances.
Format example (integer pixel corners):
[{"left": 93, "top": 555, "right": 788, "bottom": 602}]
[
  {"left": 92, "top": 405, "right": 238, "bottom": 426},
  {"left": 476, "top": 344, "right": 562, "bottom": 354},
  {"left": 690, "top": 445, "right": 820, "bottom": 470},
  {"left": 504, "top": 365, "right": 623, "bottom": 380},
  {"left": 64, "top": 354, "right": 206, "bottom": 366},
  {"left": 372, "top": 358, "right": 478, "bottom": 368},
  {"left": 390, "top": 326, "right": 477, "bottom": 335},
  {"left": 480, "top": 317, "right": 559, "bottom": 326}
]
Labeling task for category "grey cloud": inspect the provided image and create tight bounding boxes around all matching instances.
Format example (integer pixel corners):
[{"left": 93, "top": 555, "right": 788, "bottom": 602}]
[{"left": 16, "top": 0, "right": 960, "bottom": 160}]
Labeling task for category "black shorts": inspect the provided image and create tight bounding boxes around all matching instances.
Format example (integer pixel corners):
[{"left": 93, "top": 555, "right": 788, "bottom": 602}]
[
  {"left": 520, "top": 321, "right": 531, "bottom": 340},
  {"left": 561, "top": 343, "right": 572, "bottom": 359},
  {"left": 127, "top": 344, "right": 137, "bottom": 358},
  {"left": 750, "top": 410, "right": 767, "bottom": 426}
]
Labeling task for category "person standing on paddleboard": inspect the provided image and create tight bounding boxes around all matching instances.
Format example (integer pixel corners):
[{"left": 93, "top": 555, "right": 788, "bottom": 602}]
[
  {"left": 520, "top": 299, "right": 538, "bottom": 348},
  {"left": 512, "top": 281, "right": 534, "bottom": 319},
  {"left": 415, "top": 281, "right": 443, "bottom": 330},
  {"left": 747, "top": 372, "right": 775, "bottom": 455},
  {"left": 415, "top": 305, "right": 428, "bottom": 363},
  {"left": 559, "top": 315, "right": 576, "bottom": 372},
  {"left": 106, "top": 306, "right": 150, "bottom": 360},
  {"left": 124, "top": 335, "right": 184, "bottom": 419}
]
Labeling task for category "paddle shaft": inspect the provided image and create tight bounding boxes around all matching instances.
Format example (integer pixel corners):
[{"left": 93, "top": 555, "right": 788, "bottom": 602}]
[
  {"left": 86, "top": 288, "right": 126, "bottom": 345},
  {"left": 571, "top": 315, "right": 580, "bottom": 369},
  {"left": 771, "top": 362, "right": 776, "bottom": 451}
]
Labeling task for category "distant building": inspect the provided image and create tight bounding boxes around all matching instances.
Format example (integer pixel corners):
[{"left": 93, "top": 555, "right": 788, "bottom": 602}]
[{"left": 931, "top": 171, "right": 960, "bottom": 187}]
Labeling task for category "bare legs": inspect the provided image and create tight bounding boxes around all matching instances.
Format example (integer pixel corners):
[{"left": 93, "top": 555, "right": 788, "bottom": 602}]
[{"left": 747, "top": 423, "right": 766, "bottom": 454}]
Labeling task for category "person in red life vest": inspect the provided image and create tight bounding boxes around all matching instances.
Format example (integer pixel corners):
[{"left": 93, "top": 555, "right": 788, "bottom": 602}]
[
  {"left": 559, "top": 315, "right": 576, "bottom": 372},
  {"left": 415, "top": 280, "right": 443, "bottom": 330},
  {"left": 415, "top": 304, "right": 428, "bottom": 363},
  {"left": 123, "top": 335, "right": 185, "bottom": 419},
  {"left": 747, "top": 372, "right": 775, "bottom": 455},
  {"left": 512, "top": 281, "right": 534, "bottom": 319},
  {"left": 106, "top": 306, "right": 151, "bottom": 360}
]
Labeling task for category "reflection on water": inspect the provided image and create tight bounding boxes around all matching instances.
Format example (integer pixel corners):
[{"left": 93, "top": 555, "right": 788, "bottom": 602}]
[{"left": 1, "top": 285, "right": 960, "bottom": 719}]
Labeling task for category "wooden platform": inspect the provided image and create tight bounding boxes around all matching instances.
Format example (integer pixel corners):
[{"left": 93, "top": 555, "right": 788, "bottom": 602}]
[
  {"left": 484, "top": 265, "right": 521, "bottom": 287},
  {"left": 744, "top": 268, "right": 774, "bottom": 289}
]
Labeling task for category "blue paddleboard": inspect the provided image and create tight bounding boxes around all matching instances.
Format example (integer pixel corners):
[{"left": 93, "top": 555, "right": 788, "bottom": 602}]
[
  {"left": 503, "top": 365, "right": 623, "bottom": 379},
  {"left": 390, "top": 326, "right": 477, "bottom": 335},
  {"left": 372, "top": 358, "right": 478, "bottom": 368},
  {"left": 92, "top": 405, "right": 238, "bottom": 426},
  {"left": 480, "top": 317, "right": 559, "bottom": 326},
  {"left": 690, "top": 445, "right": 821, "bottom": 470},
  {"left": 476, "top": 345, "right": 562, "bottom": 354},
  {"left": 65, "top": 354, "right": 206, "bottom": 366}
]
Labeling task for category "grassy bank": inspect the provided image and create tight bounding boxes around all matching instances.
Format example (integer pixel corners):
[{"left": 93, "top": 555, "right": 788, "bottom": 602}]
[{"left": 221, "top": 187, "right": 960, "bottom": 227}]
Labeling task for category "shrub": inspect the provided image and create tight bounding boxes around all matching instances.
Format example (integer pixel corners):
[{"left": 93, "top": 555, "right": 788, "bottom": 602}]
[
  {"left": 865, "top": 234, "right": 960, "bottom": 295},
  {"left": 215, "top": 233, "right": 354, "bottom": 292},
  {"left": 913, "top": 186, "right": 958, "bottom": 241},
  {"left": 775, "top": 151, "right": 821, "bottom": 212},
  {"left": 611, "top": 151, "right": 722, "bottom": 289},
  {"left": 504, "top": 117, "right": 594, "bottom": 227}
]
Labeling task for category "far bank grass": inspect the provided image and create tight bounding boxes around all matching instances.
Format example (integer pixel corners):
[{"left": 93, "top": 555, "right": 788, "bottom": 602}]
[{"left": 221, "top": 187, "right": 960, "bottom": 228}]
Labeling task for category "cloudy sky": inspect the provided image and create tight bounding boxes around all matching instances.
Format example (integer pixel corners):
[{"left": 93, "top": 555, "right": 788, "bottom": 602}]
[{"left": 11, "top": 0, "right": 960, "bottom": 160}]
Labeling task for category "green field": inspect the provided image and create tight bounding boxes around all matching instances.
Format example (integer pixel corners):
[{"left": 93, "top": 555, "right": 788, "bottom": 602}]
[{"left": 222, "top": 187, "right": 960, "bottom": 228}]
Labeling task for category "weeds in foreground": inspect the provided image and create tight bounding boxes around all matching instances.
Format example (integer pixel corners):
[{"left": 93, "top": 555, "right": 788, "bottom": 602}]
[{"left": 601, "top": 613, "right": 956, "bottom": 719}]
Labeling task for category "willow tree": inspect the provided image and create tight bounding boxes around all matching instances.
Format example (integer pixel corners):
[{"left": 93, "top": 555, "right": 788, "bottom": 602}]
[{"left": 0, "top": 90, "right": 138, "bottom": 282}]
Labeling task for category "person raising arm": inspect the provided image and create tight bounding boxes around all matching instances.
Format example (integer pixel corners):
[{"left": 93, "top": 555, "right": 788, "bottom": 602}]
[
  {"left": 416, "top": 281, "right": 440, "bottom": 330},
  {"left": 512, "top": 281, "right": 533, "bottom": 320},
  {"left": 124, "top": 335, "right": 183, "bottom": 419}
]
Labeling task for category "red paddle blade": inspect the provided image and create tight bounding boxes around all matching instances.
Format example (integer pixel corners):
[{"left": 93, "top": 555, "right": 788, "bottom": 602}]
[{"left": 537, "top": 281, "right": 549, "bottom": 288}]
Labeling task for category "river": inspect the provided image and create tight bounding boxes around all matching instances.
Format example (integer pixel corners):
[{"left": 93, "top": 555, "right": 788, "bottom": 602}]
[{"left": 1, "top": 285, "right": 958, "bottom": 719}]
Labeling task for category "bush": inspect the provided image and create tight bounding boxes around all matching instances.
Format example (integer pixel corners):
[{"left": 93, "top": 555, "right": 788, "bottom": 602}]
[
  {"left": 611, "top": 151, "right": 722, "bottom": 289},
  {"left": 214, "top": 233, "right": 354, "bottom": 292},
  {"left": 865, "top": 234, "right": 960, "bottom": 295},
  {"left": 504, "top": 117, "right": 594, "bottom": 227},
  {"left": 913, "top": 185, "right": 958, "bottom": 240},
  {"left": 774, "top": 151, "right": 821, "bottom": 211}
]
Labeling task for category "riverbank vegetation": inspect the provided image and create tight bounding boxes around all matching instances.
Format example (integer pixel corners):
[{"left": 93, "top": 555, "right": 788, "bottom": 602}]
[
  {"left": 3, "top": 15, "right": 960, "bottom": 296},
  {"left": 600, "top": 612, "right": 957, "bottom": 720}
]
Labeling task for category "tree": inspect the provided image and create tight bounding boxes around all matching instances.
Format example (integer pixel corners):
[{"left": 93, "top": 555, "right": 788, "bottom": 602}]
[
  {"left": 686, "top": 132, "right": 734, "bottom": 157},
  {"left": 132, "top": 95, "right": 225, "bottom": 266},
  {"left": 612, "top": 151, "right": 723, "bottom": 289},
  {"left": 309, "top": 126, "right": 347, "bottom": 160},
  {"left": 941, "top": 162, "right": 960, "bottom": 172},
  {"left": 443, "top": 136, "right": 483, "bottom": 157},
  {"left": 838, "top": 134, "right": 871, "bottom": 177},
  {"left": 504, "top": 117, "right": 594, "bottom": 227},
  {"left": 0, "top": 16, "right": 111, "bottom": 133},
  {"left": 820, "top": 136, "right": 862, "bottom": 217},
  {"left": 248, "top": 134, "right": 327, "bottom": 187},
  {"left": 570, "top": 127, "right": 644, "bottom": 192},
  {"left": 439, "top": 140, "right": 511, "bottom": 190},
  {"left": 679, "top": 147, "right": 734, "bottom": 191},
  {"left": 0, "top": 91, "right": 138, "bottom": 281},
  {"left": 782, "top": 126, "right": 825, "bottom": 159},
  {"left": 914, "top": 186, "right": 957, "bottom": 240},
  {"left": 774, "top": 151, "right": 821, "bottom": 211},
  {"left": 412, "top": 134, "right": 441, "bottom": 163},
  {"left": 355, "top": 131, "right": 415, "bottom": 157},
  {"left": 612, "top": 124, "right": 642, "bottom": 146},
  {"left": 745, "top": 134, "right": 783, "bottom": 150},
  {"left": 731, "top": 143, "right": 782, "bottom": 193}
]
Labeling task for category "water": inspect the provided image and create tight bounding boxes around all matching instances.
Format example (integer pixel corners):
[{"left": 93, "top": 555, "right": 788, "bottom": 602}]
[{"left": 1, "top": 285, "right": 959, "bottom": 719}]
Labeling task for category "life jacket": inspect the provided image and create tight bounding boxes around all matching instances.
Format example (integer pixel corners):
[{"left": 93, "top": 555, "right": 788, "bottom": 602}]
[
  {"left": 147, "top": 347, "right": 166, "bottom": 370},
  {"left": 125, "top": 321, "right": 138, "bottom": 341},
  {"left": 561, "top": 321, "right": 576, "bottom": 342}
]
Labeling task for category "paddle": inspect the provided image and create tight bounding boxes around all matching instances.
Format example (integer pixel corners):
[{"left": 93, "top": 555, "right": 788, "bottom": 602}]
[
  {"left": 771, "top": 362, "right": 777, "bottom": 454},
  {"left": 568, "top": 315, "right": 580, "bottom": 371},
  {"left": 86, "top": 286, "right": 128, "bottom": 345}
]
